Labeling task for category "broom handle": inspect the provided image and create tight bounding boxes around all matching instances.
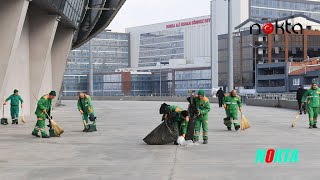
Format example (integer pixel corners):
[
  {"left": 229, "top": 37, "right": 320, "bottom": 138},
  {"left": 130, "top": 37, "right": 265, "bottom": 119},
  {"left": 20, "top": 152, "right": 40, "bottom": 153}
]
[
  {"left": 44, "top": 111, "right": 52, "bottom": 121},
  {"left": 2, "top": 104, "right": 4, "bottom": 119}
]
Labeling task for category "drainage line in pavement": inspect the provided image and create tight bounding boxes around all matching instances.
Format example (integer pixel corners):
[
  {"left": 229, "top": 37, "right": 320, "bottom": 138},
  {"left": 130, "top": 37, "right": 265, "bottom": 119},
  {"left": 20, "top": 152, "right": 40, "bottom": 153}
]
[{"left": 168, "top": 146, "right": 178, "bottom": 180}]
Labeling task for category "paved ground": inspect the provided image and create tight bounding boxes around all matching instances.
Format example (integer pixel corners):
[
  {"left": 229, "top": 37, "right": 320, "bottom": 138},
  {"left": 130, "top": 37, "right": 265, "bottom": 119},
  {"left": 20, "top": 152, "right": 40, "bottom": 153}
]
[{"left": 0, "top": 100, "right": 319, "bottom": 180}]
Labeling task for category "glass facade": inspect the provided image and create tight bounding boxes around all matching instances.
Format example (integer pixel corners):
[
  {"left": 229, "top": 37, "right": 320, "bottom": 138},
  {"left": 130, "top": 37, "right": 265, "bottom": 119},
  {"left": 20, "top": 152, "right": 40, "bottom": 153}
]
[
  {"left": 307, "top": 35, "right": 320, "bottom": 57},
  {"left": 175, "top": 69, "right": 211, "bottom": 96},
  {"left": 256, "top": 63, "right": 287, "bottom": 93},
  {"left": 251, "top": 0, "right": 320, "bottom": 20},
  {"left": 130, "top": 70, "right": 172, "bottom": 96},
  {"left": 63, "top": 75, "right": 88, "bottom": 96},
  {"left": 139, "top": 29, "right": 184, "bottom": 67},
  {"left": 258, "top": 79, "right": 285, "bottom": 87},
  {"left": 131, "top": 74, "right": 155, "bottom": 96},
  {"left": 47, "top": 0, "right": 87, "bottom": 27},
  {"left": 93, "top": 74, "right": 123, "bottom": 96},
  {"left": 288, "top": 35, "right": 304, "bottom": 61},
  {"left": 272, "top": 34, "right": 286, "bottom": 62},
  {"left": 218, "top": 33, "right": 257, "bottom": 88},
  {"left": 63, "top": 31, "right": 130, "bottom": 96},
  {"left": 127, "top": 68, "right": 211, "bottom": 97}
]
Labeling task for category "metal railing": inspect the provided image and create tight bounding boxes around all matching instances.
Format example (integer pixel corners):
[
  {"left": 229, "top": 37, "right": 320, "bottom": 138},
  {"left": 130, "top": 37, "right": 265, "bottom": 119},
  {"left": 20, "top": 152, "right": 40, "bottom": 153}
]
[{"left": 245, "top": 93, "right": 296, "bottom": 101}]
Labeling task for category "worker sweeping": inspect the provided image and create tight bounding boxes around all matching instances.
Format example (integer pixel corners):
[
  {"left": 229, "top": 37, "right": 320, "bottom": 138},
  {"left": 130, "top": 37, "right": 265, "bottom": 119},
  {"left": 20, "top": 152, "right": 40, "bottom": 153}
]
[
  {"left": 301, "top": 83, "right": 320, "bottom": 129},
  {"left": 3, "top": 89, "right": 23, "bottom": 124},
  {"left": 222, "top": 90, "right": 242, "bottom": 131},
  {"left": 193, "top": 89, "right": 211, "bottom": 144},
  {"left": 31, "top": 91, "right": 56, "bottom": 138},
  {"left": 160, "top": 103, "right": 189, "bottom": 145},
  {"left": 77, "top": 92, "right": 96, "bottom": 132}
]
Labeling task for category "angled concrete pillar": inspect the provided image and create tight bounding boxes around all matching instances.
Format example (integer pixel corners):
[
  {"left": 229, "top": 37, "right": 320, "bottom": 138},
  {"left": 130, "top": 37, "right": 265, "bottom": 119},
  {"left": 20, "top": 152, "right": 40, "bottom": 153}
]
[
  {"left": 29, "top": 8, "right": 59, "bottom": 111},
  {"left": 2, "top": 16, "right": 31, "bottom": 117},
  {"left": 39, "top": 51, "right": 53, "bottom": 96},
  {"left": 0, "top": 0, "right": 29, "bottom": 102},
  {"left": 51, "top": 26, "right": 74, "bottom": 105}
]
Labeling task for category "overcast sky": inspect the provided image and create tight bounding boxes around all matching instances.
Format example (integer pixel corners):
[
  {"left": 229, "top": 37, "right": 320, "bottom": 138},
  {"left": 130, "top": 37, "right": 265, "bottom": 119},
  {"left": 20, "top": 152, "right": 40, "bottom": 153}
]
[{"left": 108, "top": 0, "right": 212, "bottom": 32}]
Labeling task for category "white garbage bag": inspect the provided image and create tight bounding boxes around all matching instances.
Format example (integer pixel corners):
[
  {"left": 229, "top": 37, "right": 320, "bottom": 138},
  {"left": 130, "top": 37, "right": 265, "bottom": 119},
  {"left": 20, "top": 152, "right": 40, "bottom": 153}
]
[
  {"left": 177, "top": 136, "right": 185, "bottom": 145},
  {"left": 177, "top": 136, "right": 198, "bottom": 147}
]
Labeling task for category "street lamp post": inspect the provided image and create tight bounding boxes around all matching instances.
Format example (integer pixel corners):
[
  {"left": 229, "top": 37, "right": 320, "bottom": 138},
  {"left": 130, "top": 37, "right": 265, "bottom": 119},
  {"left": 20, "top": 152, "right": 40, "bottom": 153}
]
[
  {"left": 159, "top": 62, "right": 169, "bottom": 96},
  {"left": 88, "top": 39, "right": 93, "bottom": 96},
  {"left": 249, "top": 44, "right": 262, "bottom": 92},
  {"left": 227, "top": 0, "right": 233, "bottom": 92}
]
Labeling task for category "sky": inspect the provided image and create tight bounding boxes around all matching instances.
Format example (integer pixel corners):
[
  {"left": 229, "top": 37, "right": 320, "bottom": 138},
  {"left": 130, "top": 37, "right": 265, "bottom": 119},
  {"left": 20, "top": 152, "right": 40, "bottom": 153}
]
[{"left": 108, "top": 0, "right": 212, "bottom": 32}]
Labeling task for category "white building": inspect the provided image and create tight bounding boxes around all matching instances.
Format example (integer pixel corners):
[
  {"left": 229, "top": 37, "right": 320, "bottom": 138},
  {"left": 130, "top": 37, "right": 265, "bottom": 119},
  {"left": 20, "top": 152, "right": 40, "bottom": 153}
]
[
  {"left": 126, "top": 15, "right": 211, "bottom": 67},
  {"left": 125, "top": 15, "right": 214, "bottom": 93}
]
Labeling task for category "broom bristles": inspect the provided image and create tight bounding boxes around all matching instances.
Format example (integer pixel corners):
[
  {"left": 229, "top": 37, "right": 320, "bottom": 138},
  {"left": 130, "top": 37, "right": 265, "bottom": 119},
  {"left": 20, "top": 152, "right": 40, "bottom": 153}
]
[
  {"left": 20, "top": 115, "right": 26, "bottom": 123},
  {"left": 241, "top": 114, "right": 251, "bottom": 130},
  {"left": 50, "top": 119, "right": 64, "bottom": 136},
  {"left": 291, "top": 114, "right": 300, "bottom": 128}
]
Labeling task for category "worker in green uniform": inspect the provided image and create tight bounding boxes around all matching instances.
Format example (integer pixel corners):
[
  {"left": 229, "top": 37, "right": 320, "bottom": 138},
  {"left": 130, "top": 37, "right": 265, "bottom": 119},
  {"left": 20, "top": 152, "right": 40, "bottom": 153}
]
[
  {"left": 77, "top": 92, "right": 96, "bottom": 132},
  {"left": 167, "top": 104, "right": 189, "bottom": 144},
  {"left": 194, "top": 89, "right": 211, "bottom": 144},
  {"left": 301, "top": 83, "right": 320, "bottom": 129},
  {"left": 3, "top": 89, "right": 23, "bottom": 124},
  {"left": 31, "top": 91, "right": 56, "bottom": 138},
  {"left": 160, "top": 103, "right": 189, "bottom": 145},
  {"left": 179, "top": 111, "right": 189, "bottom": 138},
  {"left": 223, "top": 90, "right": 242, "bottom": 131}
]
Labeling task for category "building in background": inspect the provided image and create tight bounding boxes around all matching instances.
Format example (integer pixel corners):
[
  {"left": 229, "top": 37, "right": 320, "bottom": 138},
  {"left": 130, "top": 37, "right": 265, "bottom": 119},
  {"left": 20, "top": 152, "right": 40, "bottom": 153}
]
[
  {"left": 256, "top": 63, "right": 288, "bottom": 93},
  {"left": 63, "top": 15, "right": 212, "bottom": 96},
  {"left": 63, "top": 0, "right": 320, "bottom": 97},
  {"left": 218, "top": 15, "right": 320, "bottom": 92},
  {"left": 211, "top": 0, "right": 320, "bottom": 92},
  {"left": 126, "top": 15, "right": 211, "bottom": 68},
  {"left": 124, "top": 16, "right": 212, "bottom": 96},
  {"left": 288, "top": 60, "right": 320, "bottom": 91},
  {"left": 63, "top": 31, "right": 130, "bottom": 96},
  {"left": 250, "top": 0, "right": 320, "bottom": 20},
  {"left": 114, "top": 60, "right": 211, "bottom": 96},
  {"left": 211, "top": 0, "right": 320, "bottom": 37}
]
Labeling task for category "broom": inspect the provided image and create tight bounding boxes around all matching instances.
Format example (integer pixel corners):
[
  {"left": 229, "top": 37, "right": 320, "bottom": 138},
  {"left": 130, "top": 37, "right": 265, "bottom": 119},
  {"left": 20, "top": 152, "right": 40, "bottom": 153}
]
[
  {"left": 44, "top": 111, "right": 64, "bottom": 136},
  {"left": 82, "top": 115, "right": 89, "bottom": 129},
  {"left": 20, "top": 107, "right": 26, "bottom": 123},
  {"left": 291, "top": 106, "right": 302, "bottom": 128},
  {"left": 240, "top": 113, "right": 251, "bottom": 130}
]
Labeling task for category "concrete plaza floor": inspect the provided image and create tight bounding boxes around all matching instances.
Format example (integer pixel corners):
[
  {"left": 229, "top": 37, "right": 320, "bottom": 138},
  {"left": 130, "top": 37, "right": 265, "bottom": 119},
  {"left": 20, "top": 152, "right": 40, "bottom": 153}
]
[{"left": 0, "top": 100, "right": 319, "bottom": 180}]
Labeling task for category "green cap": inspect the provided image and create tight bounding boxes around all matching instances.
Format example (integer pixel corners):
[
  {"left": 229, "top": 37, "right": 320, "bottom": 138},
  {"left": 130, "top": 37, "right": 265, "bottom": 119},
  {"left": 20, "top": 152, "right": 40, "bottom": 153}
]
[
  {"left": 14, "top": 89, "right": 18, "bottom": 93},
  {"left": 49, "top": 91, "right": 56, "bottom": 96},
  {"left": 198, "top": 89, "right": 205, "bottom": 96}
]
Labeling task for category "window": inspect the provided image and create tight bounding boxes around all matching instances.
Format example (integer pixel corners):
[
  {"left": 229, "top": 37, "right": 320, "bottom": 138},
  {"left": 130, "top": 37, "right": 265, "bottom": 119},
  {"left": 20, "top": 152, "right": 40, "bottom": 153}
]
[
  {"left": 293, "top": 78, "right": 300, "bottom": 86},
  {"left": 274, "top": 47, "right": 280, "bottom": 54}
]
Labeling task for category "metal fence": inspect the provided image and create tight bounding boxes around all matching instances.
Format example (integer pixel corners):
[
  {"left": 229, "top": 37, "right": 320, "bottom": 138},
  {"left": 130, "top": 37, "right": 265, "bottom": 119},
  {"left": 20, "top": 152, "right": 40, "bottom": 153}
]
[{"left": 245, "top": 93, "right": 296, "bottom": 101}]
